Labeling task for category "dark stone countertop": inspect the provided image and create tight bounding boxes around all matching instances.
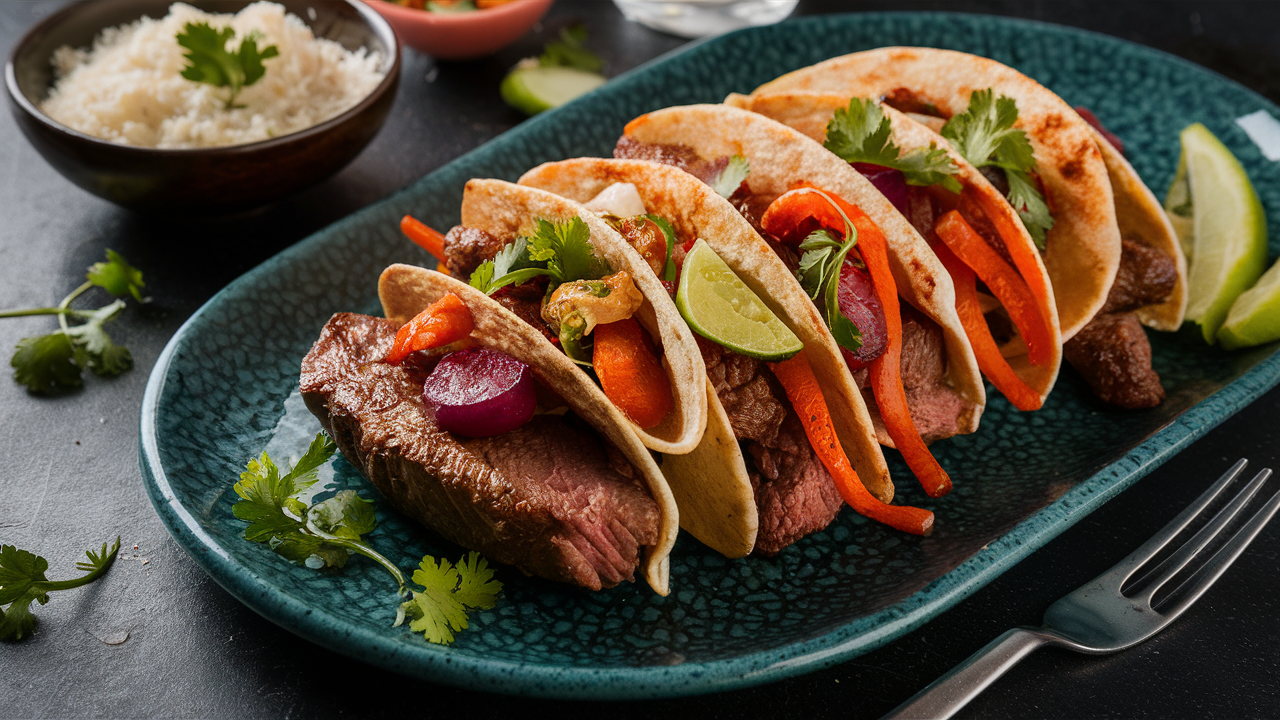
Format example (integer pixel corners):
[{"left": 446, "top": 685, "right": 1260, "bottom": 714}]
[{"left": 1, "top": 2, "right": 1277, "bottom": 718}]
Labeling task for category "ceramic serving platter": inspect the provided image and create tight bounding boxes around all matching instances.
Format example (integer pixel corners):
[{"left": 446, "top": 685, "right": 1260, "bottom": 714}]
[{"left": 139, "top": 12, "right": 1280, "bottom": 699}]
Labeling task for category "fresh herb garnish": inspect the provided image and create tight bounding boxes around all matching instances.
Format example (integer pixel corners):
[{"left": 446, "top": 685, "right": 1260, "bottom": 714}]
[
  {"left": 709, "top": 155, "right": 750, "bottom": 199},
  {"left": 232, "top": 432, "right": 502, "bottom": 645},
  {"left": 1, "top": 538, "right": 120, "bottom": 641},
  {"left": 643, "top": 214, "right": 679, "bottom": 283},
  {"left": 397, "top": 551, "right": 502, "bottom": 645},
  {"left": 793, "top": 191, "right": 864, "bottom": 353},
  {"left": 4, "top": 249, "right": 144, "bottom": 394},
  {"left": 539, "top": 25, "right": 604, "bottom": 73},
  {"left": 940, "top": 89, "right": 1055, "bottom": 247},
  {"left": 177, "top": 22, "right": 279, "bottom": 109},
  {"left": 469, "top": 217, "right": 607, "bottom": 295},
  {"left": 824, "top": 98, "right": 962, "bottom": 192}
]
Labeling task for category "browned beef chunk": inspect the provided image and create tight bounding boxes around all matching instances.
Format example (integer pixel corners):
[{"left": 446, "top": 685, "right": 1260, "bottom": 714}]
[
  {"left": 978, "top": 166, "right": 1011, "bottom": 197},
  {"left": 300, "top": 313, "right": 659, "bottom": 590},
  {"left": 615, "top": 136, "right": 713, "bottom": 183},
  {"left": 698, "top": 336, "right": 843, "bottom": 555},
  {"left": 442, "top": 225, "right": 506, "bottom": 278},
  {"left": 881, "top": 87, "right": 945, "bottom": 117},
  {"left": 1102, "top": 237, "right": 1179, "bottom": 313},
  {"left": 898, "top": 306, "right": 969, "bottom": 443},
  {"left": 1064, "top": 312, "right": 1164, "bottom": 409},
  {"left": 493, "top": 276, "right": 556, "bottom": 341}
]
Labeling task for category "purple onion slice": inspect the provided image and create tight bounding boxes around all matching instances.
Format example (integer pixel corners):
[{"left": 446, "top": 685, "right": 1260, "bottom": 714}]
[
  {"left": 423, "top": 347, "right": 536, "bottom": 438},
  {"left": 852, "top": 163, "right": 909, "bottom": 216}
]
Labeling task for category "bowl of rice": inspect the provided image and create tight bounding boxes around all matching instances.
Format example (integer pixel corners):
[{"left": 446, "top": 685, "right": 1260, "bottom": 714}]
[{"left": 5, "top": 1, "right": 400, "bottom": 213}]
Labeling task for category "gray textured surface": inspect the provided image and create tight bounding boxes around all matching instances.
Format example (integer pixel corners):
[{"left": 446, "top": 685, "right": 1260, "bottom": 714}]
[{"left": 2, "top": 1, "right": 1279, "bottom": 718}]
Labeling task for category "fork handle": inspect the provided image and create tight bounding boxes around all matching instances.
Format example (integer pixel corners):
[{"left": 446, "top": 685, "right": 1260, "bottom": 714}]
[{"left": 882, "top": 628, "right": 1050, "bottom": 719}]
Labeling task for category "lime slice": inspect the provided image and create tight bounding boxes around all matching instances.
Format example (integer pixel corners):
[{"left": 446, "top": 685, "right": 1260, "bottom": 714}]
[
  {"left": 1218, "top": 258, "right": 1280, "bottom": 349},
  {"left": 676, "top": 239, "right": 803, "bottom": 361},
  {"left": 1164, "top": 123, "right": 1268, "bottom": 343},
  {"left": 499, "top": 65, "right": 606, "bottom": 116}
]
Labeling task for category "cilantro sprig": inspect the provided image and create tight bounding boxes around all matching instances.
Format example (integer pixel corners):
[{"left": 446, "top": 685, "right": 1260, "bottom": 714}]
[
  {"left": 233, "top": 432, "right": 502, "bottom": 645},
  {"left": 940, "top": 89, "right": 1055, "bottom": 247},
  {"left": 793, "top": 191, "right": 864, "bottom": 354},
  {"left": 539, "top": 25, "right": 604, "bottom": 73},
  {"left": 824, "top": 98, "right": 962, "bottom": 192},
  {"left": 468, "top": 216, "right": 607, "bottom": 295},
  {"left": 709, "top": 155, "right": 751, "bottom": 199},
  {"left": 177, "top": 22, "right": 279, "bottom": 109},
  {"left": 4, "top": 249, "right": 144, "bottom": 394},
  {"left": 1, "top": 538, "right": 120, "bottom": 641}
]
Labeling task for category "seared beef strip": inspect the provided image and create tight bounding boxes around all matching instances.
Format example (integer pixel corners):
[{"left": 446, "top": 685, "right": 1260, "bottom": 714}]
[
  {"left": 442, "top": 225, "right": 506, "bottom": 279},
  {"left": 898, "top": 305, "right": 969, "bottom": 442},
  {"left": 881, "top": 87, "right": 945, "bottom": 118},
  {"left": 697, "top": 337, "right": 844, "bottom": 556},
  {"left": 300, "top": 312, "right": 659, "bottom": 590},
  {"left": 1065, "top": 238, "right": 1175, "bottom": 409}
]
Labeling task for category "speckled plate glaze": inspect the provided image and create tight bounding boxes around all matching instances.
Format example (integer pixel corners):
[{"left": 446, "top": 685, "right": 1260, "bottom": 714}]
[{"left": 140, "top": 12, "right": 1280, "bottom": 699}]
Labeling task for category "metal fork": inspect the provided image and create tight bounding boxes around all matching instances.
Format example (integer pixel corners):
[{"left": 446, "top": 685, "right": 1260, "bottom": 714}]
[{"left": 885, "top": 459, "right": 1280, "bottom": 720}]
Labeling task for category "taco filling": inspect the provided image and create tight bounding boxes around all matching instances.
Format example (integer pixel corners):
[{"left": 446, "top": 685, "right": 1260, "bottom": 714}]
[{"left": 616, "top": 135, "right": 957, "bottom": 498}]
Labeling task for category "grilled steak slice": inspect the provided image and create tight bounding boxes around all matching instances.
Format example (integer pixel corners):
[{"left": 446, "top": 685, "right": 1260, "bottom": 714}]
[
  {"left": 698, "top": 336, "right": 843, "bottom": 555},
  {"left": 442, "top": 225, "right": 506, "bottom": 279},
  {"left": 300, "top": 312, "right": 659, "bottom": 590},
  {"left": 1102, "top": 238, "right": 1179, "bottom": 314}
]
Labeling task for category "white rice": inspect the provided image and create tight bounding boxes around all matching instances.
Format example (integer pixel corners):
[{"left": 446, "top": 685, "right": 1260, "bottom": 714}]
[{"left": 39, "top": 2, "right": 386, "bottom": 149}]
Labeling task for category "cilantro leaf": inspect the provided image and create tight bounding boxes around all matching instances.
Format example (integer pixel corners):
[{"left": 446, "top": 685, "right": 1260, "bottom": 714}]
[
  {"left": 528, "top": 216, "right": 603, "bottom": 284},
  {"left": 87, "top": 250, "right": 145, "bottom": 302},
  {"left": 0, "top": 538, "right": 119, "bottom": 642},
  {"left": 177, "top": 22, "right": 278, "bottom": 108},
  {"left": 824, "top": 98, "right": 961, "bottom": 192},
  {"left": 65, "top": 299, "right": 132, "bottom": 377},
  {"left": 941, "top": 90, "right": 1054, "bottom": 247},
  {"left": 709, "top": 155, "right": 750, "bottom": 198},
  {"left": 469, "top": 261, "right": 496, "bottom": 293},
  {"left": 11, "top": 332, "right": 81, "bottom": 394},
  {"left": 788, "top": 192, "right": 865, "bottom": 354},
  {"left": 797, "top": 229, "right": 841, "bottom": 301},
  {"left": 233, "top": 433, "right": 339, "bottom": 561},
  {"left": 398, "top": 551, "right": 501, "bottom": 645},
  {"left": 309, "top": 490, "right": 377, "bottom": 540},
  {"left": 539, "top": 25, "right": 603, "bottom": 73}
]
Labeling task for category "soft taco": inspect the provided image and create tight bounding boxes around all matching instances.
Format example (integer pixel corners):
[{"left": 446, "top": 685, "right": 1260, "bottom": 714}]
[
  {"left": 738, "top": 47, "right": 1186, "bottom": 408},
  {"left": 398, "top": 178, "right": 708, "bottom": 454},
  {"left": 724, "top": 92, "right": 1063, "bottom": 410},
  {"left": 520, "top": 158, "right": 933, "bottom": 556},
  {"left": 301, "top": 269, "right": 680, "bottom": 594},
  {"left": 614, "top": 103, "right": 986, "bottom": 499}
]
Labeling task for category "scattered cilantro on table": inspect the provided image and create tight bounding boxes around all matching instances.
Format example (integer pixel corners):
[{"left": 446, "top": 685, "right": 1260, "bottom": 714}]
[
  {"left": 824, "top": 98, "right": 962, "bottom": 192},
  {"left": 940, "top": 90, "right": 1055, "bottom": 247},
  {"left": 0, "top": 538, "right": 120, "bottom": 642},
  {"left": 3, "top": 249, "right": 145, "bottom": 394},
  {"left": 177, "top": 22, "right": 279, "bottom": 109},
  {"left": 232, "top": 431, "right": 503, "bottom": 645},
  {"left": 539, "top": 25, "right": 604, "bottom": 73}
]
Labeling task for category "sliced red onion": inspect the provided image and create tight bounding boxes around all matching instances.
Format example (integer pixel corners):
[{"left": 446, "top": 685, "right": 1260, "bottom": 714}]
[
  {"left": 852, "top": 163, "right": 909, "bottom": 216},
  {"left": 836, "top": 260, "right": 888, "bottom": 371},
  {"left": 423, "top": 347, "right": 536, "bottom": 438}
]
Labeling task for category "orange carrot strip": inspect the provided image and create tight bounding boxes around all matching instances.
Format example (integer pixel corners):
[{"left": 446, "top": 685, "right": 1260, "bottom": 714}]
[
  {"left": 401, "top": 215, "right": 447, "bottom": 264},
  {"left": 593, "top": 317, "right": 673, "bottom": 429},
  {"left": 769, "top": 351, "right": 934, "bottom": 535},
  {"left": 934, "top": 210, "right": 1053, "bottom": 367},
  {"left": 933, "top": 241, "right": 1044, "bottom": 411},
  {"left": 385, "top": 293, "right": 474, "bottom": 365},
  {"left": 966, "top": 188, "right": 1055, "bottom": 332}
]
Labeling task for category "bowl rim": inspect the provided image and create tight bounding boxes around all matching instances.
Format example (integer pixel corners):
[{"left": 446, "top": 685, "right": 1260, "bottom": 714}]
[
  {"left": 361, "top": 0, "right": 555, "bottom": 27},
  {"left": 4, "top": 0, "right": 403, "bottom": 157}
]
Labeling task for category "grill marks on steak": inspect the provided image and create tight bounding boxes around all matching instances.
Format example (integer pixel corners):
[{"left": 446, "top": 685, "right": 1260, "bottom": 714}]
[
  {"left": 300, "top": 312, "right": 659, "bottom": 590},
  {"left": 697, "top": 337, "right": 844, "bottom": 556},
  {"left": 1065, "top": 238, "right": 1176, "bottom": 409}
]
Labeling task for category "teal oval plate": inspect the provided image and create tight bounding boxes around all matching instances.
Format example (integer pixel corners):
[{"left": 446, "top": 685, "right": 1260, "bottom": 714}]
[{"left": 140, "top": 12, "right": 1280, "bottom": 699}]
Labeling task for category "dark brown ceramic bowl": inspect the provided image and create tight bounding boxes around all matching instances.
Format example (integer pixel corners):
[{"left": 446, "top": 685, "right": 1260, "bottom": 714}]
[{"left": 5, "top": 0, "right": 400, "bottom": 214}]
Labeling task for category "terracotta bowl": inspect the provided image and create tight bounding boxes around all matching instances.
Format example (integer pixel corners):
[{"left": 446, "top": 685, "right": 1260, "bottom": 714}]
[
  {"left": 5, "top": 0, "right": 401, "bottom": 214},
  {"left": 362, "top": 0, "right": 553, "bottom": 60}
]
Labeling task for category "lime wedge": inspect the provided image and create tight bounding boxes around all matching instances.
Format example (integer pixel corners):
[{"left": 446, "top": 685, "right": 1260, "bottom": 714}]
[
  {"left": 1164, "top": 123, "right": 1268, "bottom": 343},
  {"left": 499, "top": 65, "right": 605, "bottom": 116},
  {"left": 676, "top": 239, "right": 803, "bottom": 361},
  {"left": 1218, "top": 258, "right": 1280, "bottom": 349}
]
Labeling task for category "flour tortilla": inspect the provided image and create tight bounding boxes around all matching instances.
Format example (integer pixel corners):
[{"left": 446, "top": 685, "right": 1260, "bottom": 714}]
[
  {"left": 378, "top": 264, "right": 680, "bottom": 595},
  {"left": 520, "top": 157, "right": 898, "bottom": 555},
  {"left": 619, "top": 104, "right": 986, "bottom": 449},
  {"left": 425, "top": 178, "right": 709, "bottom": 456},
  {"left": 724, "top": 91, "right": 1064, "bottom": 405},
  {"left": 743, "top": 47, "right": 1124, "bottom": 341}
]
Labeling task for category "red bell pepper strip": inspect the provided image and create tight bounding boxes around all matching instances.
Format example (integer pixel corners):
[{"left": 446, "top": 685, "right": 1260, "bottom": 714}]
[
  {"left": 964, "top": 189, "right": 1055, "bottom": 335},
  {"left": 593, "top": 317, "right": 674, "bottom": 429},
  {"left": 934, "top": 210, "right": 1054, "bottom": 368},
  {"left": 762, "top": 184, "right": 953, "bottom": 498},
  {"left": 769, "top": 351, "right": 934, "bottom": 536},
  {"left": 384, "top": 293, "right": 474, "bottom": 365},
  {"left": 401, "top": 215, "right": 448, "bottom": 274},
  {"left": 933, "top": 241, "right": 1044, "bottom": 411}
]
